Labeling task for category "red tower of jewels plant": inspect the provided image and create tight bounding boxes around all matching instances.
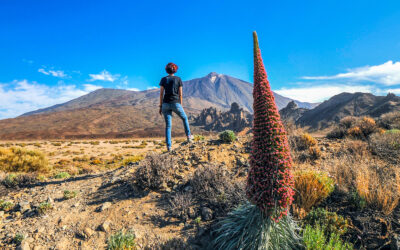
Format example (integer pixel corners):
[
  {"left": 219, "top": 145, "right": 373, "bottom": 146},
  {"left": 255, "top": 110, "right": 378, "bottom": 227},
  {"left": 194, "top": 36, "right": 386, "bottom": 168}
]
[
  {"left": 212, "top": 32, "right": 299, "bottom": 250},
  {"left": 246, "top": 31, "right": 295, "bottom": 221}
]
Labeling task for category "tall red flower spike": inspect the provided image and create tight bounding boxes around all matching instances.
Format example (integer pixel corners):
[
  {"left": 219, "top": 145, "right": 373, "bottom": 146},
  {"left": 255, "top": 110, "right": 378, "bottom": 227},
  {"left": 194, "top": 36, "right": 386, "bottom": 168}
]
[{"left": 246, "top": 31, "right": 294, "bottom": 221}]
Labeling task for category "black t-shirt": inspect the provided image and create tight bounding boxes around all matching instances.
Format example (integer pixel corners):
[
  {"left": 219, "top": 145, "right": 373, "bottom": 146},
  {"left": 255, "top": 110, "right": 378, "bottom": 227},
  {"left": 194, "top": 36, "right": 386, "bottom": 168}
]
[{"left": 159, "top": 75, "right": 183, "bottom": 104}]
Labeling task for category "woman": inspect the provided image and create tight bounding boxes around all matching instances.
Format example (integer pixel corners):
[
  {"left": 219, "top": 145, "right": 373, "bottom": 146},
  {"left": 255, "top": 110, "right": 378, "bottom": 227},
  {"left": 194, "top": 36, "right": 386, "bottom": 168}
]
[{"left": 159, "top": 62, "right": 192, "bottom": 151}]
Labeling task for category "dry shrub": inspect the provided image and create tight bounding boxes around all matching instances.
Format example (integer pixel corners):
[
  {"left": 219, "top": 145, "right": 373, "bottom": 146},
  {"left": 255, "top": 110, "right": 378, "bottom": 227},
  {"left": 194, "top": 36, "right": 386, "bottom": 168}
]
[
  {"left": 341, "top": 139, "right": 369, "bottom": 158},
  {"left": 329, "top": 116, "right": 377, "bottom": 140},
  {"left": 0, "top": 147, "right": 50, "bottom": 173},
  {"left": 122, "top": 155, "right": 144, "bottom": 165},
  {"left": 369, "top": 131, "right": 400, "bottom": 164},
  {"left": 326, "top": 127, "right": 346, "bottom": 139},
  {"left": 167, "top": 192, "right": 193, "bottom": 221},
  {"left": 320, "top": 153, "right": 400, "bottom": 215},
  {"left": 379, "top": 112, "right": 400, "bottom": 130},
  {"left": 133, "top": 153, "right": 177, "bottom": 191},
  {"left": 190, "top": 164, "right": 246, "bottom": 216},
  {"left": 2, "top": 173, "right": 39, "bottom": 188},
  {"left": 293, "top": 170, "right": 335, "bottom": 217},
  {"left": 355, "top": 168, "right": 399, "bottom": 215},
  {"left": 296, "top": 133, "right": 317, "bottom": 150},
  {"left": 347, "top": 126, "right": 363, "bottom": 139},
  {"left": 308, "top": 146, "right": 322, "bottom": 160},
  {"left": 358, "top": 116, "right": 377, "bottom": 137},
  {"left": 339, "top": 116, "right": 357, "bottom": 129}
]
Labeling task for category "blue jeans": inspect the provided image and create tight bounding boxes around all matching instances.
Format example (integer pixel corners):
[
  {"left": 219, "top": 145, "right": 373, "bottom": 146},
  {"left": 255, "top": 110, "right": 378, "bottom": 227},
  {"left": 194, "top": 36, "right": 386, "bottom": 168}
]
[{"left": 162, "top": 103, "right": 191, "bottom": 149}]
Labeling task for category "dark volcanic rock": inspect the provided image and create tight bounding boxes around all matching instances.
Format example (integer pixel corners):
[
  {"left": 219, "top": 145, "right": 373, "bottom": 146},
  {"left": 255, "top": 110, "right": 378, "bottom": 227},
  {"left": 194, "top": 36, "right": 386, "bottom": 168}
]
[
  {"left": 279, "top": 101, "right": 309, "bottom": 123},
  {"left": 192, "top": 103, "right": 253, "bottom": 132}
]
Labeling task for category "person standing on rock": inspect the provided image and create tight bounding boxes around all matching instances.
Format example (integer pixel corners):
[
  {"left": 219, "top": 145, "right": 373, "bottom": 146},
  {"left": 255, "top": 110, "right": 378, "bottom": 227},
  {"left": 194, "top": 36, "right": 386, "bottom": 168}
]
[{"left": 159, "top": 62, "right": 193, "bottom": 151}]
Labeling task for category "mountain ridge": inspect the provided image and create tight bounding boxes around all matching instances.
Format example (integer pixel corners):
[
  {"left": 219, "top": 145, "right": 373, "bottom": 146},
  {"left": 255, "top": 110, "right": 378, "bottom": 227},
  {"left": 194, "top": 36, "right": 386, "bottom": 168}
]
[
  {"left": 21, "top": 72, "right": 317, "bottom": 117},
  {"left": 296, "top": 92, "right": 400, "bottom": 129}
]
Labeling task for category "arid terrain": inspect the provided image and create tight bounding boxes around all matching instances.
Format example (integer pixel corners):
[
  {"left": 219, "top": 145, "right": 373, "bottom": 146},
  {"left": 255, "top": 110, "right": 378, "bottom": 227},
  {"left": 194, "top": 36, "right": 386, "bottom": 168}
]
[{"left": 1, "top": 112, "right": 400, "bottom": 249}]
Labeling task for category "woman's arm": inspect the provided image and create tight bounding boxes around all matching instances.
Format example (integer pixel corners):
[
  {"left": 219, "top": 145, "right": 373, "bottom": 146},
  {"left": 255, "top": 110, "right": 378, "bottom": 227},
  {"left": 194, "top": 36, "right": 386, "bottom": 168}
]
[
  {"left": 159, "top": 86, "right": 164, "bottom": 115},
  {"left": 179, "top": 86, "right": 183, "bottom": 105}
]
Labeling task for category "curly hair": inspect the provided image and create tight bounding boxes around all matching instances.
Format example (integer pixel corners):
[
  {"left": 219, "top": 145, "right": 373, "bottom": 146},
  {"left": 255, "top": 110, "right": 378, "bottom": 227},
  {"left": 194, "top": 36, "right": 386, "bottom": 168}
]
[{"left": 165, "top": 62, "right": 178, "bottom": 74}]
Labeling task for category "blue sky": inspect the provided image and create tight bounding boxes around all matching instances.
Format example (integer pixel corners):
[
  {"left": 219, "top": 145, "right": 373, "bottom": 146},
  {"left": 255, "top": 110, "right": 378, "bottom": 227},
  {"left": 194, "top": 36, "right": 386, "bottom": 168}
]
[{"left": 1, "top": 0, "right": 400, "bottom": 119}]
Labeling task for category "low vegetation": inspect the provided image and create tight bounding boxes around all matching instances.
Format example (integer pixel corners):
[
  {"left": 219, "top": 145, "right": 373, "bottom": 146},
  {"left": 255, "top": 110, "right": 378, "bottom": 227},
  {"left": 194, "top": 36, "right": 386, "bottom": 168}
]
[
  {"left": 219, "top": 130, "right": 236, "bottom": 143},
  {"left": 107, "top": 230, "right": 136, "bottom": 250},
  {"left": 133, "top": 153, "right": 177, "bottom": 191},
  {"left": 37, "top": 202, "right": 53, "bottom": 215},
  {"left": 63, "top": 190, "right": 77, "bottom": 200},
  {"left": 293, "top": 170, "right": 335, "bottom": 217},
  {"left": 302, "top": 224, "right": 353, "bottom": 250},
  {"left": 54, "top": 172, "right": 71, "bottom": 179},
  {"left": 369, "top": 131, "right": 400, "bottom": 164},
  {"left": 0, "top": 147, "right": 50, "bottom": 173},
  {"left": 190, "top": 164, "right": 246, "bottom": 217},
  {"left": 122, "top": 155, "right": 144, "bottom": 165},
  {"left": 0, "top": 200, "right": 14, "bottom": 211}
]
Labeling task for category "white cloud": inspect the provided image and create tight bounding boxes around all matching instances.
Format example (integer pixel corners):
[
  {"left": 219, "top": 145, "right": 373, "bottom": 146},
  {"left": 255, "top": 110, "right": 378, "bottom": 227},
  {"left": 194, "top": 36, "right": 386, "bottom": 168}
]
[
  {"left": 83, "top": 84, "right": 102, "bottom": 92},
  {"left": 275, "top": 84, "right": 375, "bottom": 103},
  {"left": 147, "top": 86, "right": 158, "bottom": 90},
  {"left": 38, "top": 68, "right": 68, "bottom": 78},
  {"left": 89, "top": 70, "right": 120, "bottom": 82},
  {"left": 303, "top": 61, "right": 400, "bottom": 86},
  {"left": 0, "top": 80, "right": 103, "bottom": 119},
  {"left": 127, "top": 88, "right": 140, "bottom": 91}
]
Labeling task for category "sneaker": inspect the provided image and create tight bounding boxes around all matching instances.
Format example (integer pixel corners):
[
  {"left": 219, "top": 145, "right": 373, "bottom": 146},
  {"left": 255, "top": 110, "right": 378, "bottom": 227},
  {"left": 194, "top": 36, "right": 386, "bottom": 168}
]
[{"left": 187, "top": 135, "right": 194, "bottom": 143}]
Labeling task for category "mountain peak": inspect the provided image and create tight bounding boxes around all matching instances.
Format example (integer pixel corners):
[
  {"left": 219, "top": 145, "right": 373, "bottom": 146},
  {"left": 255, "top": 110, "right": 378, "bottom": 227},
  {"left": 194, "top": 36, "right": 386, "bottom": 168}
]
[{"left": 207, "top": 72, "right": 224, "bottom": 83}]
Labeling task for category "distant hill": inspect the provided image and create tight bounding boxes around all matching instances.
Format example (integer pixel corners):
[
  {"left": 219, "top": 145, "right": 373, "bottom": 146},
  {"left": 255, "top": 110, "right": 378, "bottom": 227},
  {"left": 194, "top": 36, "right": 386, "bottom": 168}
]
[
  {"left": 296, "top": 92, "right": 400, "bottom": 129},
  {"left": 0, "top": 73, "right": 317, "bottom": 139}
]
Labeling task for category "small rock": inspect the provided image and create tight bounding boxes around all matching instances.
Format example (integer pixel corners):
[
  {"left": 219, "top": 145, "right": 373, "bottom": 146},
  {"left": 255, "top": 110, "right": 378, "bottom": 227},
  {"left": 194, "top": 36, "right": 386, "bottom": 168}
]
[
  {"left": 17, "top": 201, "right": 31, "bottom": 213},
  {"left": 16, "top": 241, "right": 30, "bottom": 250},
  {"left": 187, "top": 207, "right": 197, "bottom": 219},
  {"left": 0, "top": 211, "right": 4, "bottom": 217},
  {"left": 46, "top": 197, "right": 54, "bottom": 204},
  {"left": 184, "top": 185, "right": 193, "bottom": 193},
  {"left": 83, "top": 227, "right": 94, "bottom": 238},
  {"left": 201, "top": 207, "right": 213, "bottom": 221},
  {"left": 100, "top": 221, "right": 110, "bottom": 232},
  {"left": 71, "top": 203, "right": 80, "bottom": 208},
  {"left": 97, "top": 202, "right": 112, "bottom": 212}
]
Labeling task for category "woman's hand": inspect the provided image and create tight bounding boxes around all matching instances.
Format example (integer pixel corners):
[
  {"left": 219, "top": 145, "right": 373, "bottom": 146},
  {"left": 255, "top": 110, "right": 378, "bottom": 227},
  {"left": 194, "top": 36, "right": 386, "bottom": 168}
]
[{"left": 159, "top": 105, "right": 162, "bottom": 115}]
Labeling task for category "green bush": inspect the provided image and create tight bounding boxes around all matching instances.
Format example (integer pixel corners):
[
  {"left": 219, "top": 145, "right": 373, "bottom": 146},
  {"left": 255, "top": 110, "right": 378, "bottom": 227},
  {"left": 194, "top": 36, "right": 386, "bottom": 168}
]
[
  {"left": 3, "top": 173, "right": 17, "bottom": 187},
  {"left": 385, "top": 129, "right": 400, "bottom": 134},
  {"left": 54, "top": 172, "right": 70, "bottom": 179},
  {"left": 349, "top": 190, "right": 367, "bottom": 210},
  {"left": 302, "top": 224, "right": 353, "bottom": 250},
  {"left": 303, "top": 208, "right": 349, "bottom": 237},
  {"left": 37, "top": 202, "right": 53, "bottom": 215},
  {"left": 0, "top": 200, "right": 14, "bottom": 211},
  {"left": 219, "top": 130, "right": 236, "bottom": 143},
  {"left": 107, "top": 230, "right": 136, "bottom": 250},
  {"left": 63, "top": 190, "right": 77, "bottom": 200},
  {"left": 13, "top": 233, "right": 24, "bottom": 245}
]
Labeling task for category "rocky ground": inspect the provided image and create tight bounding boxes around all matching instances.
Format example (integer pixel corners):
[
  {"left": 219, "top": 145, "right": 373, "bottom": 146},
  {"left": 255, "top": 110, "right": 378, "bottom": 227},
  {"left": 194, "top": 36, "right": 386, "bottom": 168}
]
[
  {"left": 1, "top": 135, "right": 400, "bottom": 249},
  {"left": 0, "top": 137, "right": 250, "bottom": 249}
]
